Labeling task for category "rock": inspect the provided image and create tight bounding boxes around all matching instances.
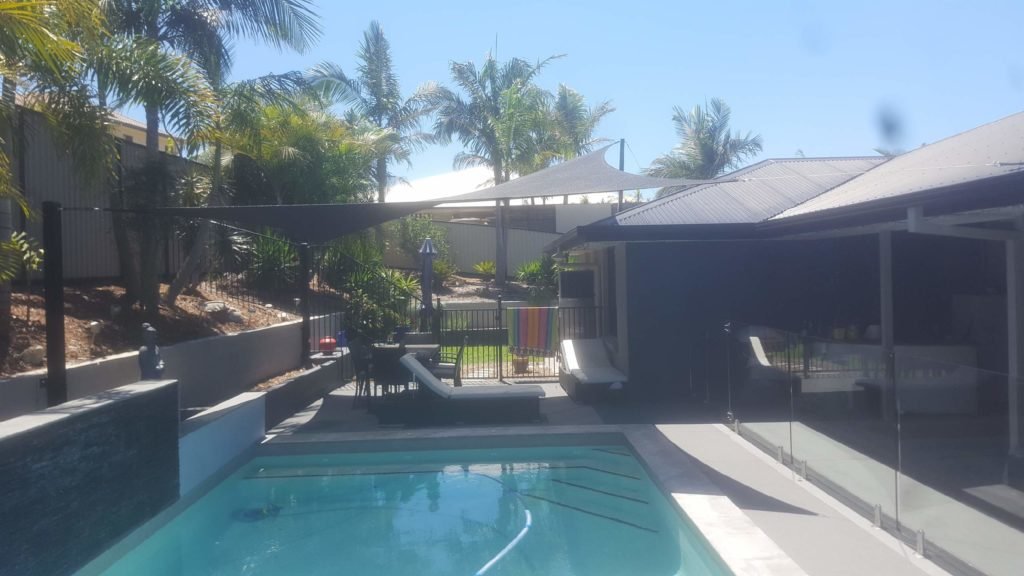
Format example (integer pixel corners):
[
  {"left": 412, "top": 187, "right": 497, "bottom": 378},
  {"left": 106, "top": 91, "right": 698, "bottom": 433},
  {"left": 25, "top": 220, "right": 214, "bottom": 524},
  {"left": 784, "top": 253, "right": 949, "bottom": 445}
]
[
  {"left": 203, "top": 301, "right": 227, "bottom": 314},
  {"left": 20, "top": 345, "right": 45, "bottom": 365},
  {"left": 226, "top": 308, "right": 245, "bottom": 323}
]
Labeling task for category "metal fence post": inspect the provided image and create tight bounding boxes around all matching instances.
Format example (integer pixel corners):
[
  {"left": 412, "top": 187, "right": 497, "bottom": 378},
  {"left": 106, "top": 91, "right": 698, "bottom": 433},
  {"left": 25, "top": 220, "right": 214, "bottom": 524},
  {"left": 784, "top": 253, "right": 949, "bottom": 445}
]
[
  {"left": 42, "top": 201, "right": 66, "bottom": 406},
  {"left": 298, "top": 243, "right": 311, "bottom": 367},
  {"left": 496, "top": 295, "right": 503, "bottom": 381}
]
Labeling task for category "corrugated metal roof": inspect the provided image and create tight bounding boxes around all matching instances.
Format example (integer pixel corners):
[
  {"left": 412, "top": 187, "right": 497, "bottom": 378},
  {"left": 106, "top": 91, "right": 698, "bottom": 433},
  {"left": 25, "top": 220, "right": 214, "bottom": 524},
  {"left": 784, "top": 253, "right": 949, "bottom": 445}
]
[
  {"left": 772, "top": 112, "right": 1024, "bottom": 220},
  {"left": 612, "top": 157, "right": 885, "bottom": 226}
]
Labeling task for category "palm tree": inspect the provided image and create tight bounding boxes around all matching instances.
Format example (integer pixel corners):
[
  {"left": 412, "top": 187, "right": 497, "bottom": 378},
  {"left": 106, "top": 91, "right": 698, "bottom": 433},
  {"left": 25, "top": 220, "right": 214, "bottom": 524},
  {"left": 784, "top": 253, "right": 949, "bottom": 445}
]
[
  {"left": 0, "top": 0, "right": 108, "bottom": 350},
  {"left": 165, "top": 71, "right": 307, "bottom": 305},
  {"left": 429, "top": 53, "right": 562, "bottom": 186},
  {"left": 307, "top": 21, "right": 434, "bottom": 204},
  {"left": 550, "top": 84, "right": 614, "bottom": 160},
  {"left": 104, "top": 0, "right": 319, "bottom": 157},
  {"left": 429, "top": 53, "right": 562, "bottom": 285},
  {"left": 101, "top": 0, "right": 320, "bottom": 315},
  {"left": 647, "top": 98, "right": 762, "bottom": 194}
]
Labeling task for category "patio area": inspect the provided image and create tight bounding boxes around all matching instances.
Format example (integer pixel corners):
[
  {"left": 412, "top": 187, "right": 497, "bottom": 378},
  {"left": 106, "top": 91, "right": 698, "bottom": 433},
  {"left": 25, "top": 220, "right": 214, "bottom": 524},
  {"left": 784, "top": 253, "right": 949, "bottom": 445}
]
[{"left": 267, "top": 376, "right": 947, "bottom": 576}]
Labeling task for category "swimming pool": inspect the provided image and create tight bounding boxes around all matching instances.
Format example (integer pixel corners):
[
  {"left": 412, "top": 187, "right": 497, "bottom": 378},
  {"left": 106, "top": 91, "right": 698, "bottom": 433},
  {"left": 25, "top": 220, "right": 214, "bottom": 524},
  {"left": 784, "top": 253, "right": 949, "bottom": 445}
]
[{"left": 91, "top": 444, "right": 730, "bottom": 575}]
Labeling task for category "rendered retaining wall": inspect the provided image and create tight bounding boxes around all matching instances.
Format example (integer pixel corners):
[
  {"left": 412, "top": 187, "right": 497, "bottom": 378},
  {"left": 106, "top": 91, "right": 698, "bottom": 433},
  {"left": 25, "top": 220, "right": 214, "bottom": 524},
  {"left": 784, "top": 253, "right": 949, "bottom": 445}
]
[
  {"left": 178, "top": 392, "right": 266, "bottom": 497},
  {"left": 0, "top": 380, "right": 179, "bottom": 576},
  {"left": 264, "top": 360, "right": 343, "bottom": 429},
  {"left": 0, "top": 313, "right": 341, "bottom": 421}
]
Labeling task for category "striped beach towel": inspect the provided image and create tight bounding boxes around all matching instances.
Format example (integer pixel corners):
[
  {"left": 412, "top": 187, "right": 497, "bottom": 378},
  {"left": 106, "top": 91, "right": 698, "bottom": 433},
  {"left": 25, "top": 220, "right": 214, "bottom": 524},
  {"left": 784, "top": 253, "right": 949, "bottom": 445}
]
[{"left": 507, "top": 307, "right": 558, "bottom": 356}]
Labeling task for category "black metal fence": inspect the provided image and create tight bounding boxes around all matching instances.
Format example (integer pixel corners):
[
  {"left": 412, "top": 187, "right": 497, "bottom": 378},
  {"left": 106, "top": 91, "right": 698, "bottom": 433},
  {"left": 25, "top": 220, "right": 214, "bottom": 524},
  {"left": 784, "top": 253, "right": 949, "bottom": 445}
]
[
  {"left": 437, "top": 302, "right": 602, "bottom": 380},
  {"left": 37, "top": 203, "right": 422, "bottom": 404}
]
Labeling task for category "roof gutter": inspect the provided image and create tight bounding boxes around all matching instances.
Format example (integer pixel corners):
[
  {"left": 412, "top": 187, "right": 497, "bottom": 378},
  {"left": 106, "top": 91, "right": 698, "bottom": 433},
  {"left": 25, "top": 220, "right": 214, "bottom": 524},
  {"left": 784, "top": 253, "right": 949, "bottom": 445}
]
[
  {"left": 548, "top": 222, "right": 762, "bottom": 252},
  {"left": 758, "top": 171, "right": 1024, "bottom": 235}
]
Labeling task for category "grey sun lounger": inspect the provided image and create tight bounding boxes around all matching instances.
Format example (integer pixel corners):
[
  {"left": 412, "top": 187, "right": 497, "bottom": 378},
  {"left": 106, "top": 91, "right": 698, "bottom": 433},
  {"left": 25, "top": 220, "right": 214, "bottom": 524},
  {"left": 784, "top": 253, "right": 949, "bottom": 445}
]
[
  {"left": 400, "top": 353, "right": 545, "bottom": 424},
  {"left": 559, "top": 339, "right": 627, "bottom": 402}
]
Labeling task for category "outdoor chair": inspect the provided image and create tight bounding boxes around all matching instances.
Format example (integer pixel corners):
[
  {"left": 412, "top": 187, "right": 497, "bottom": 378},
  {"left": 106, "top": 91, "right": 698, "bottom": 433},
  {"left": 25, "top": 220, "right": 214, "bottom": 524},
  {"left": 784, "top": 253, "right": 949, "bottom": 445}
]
[
  {"left": 734, "top": 327, "right": 801, "bottom": 406},
  {"left": 348, "top": 339, "right": 373, "bottom": 406},
  {"left": 400, "top": 354, "right": 545, "bottom": 424},
  {"left": 430, "top": 336, "right": 467, "bottom": 387},
  {"left": 371, "top": 343, "right": 410, "bottom": 397},
  {"left": 559, "top": 339, "right": 627, "bottom": 403}
]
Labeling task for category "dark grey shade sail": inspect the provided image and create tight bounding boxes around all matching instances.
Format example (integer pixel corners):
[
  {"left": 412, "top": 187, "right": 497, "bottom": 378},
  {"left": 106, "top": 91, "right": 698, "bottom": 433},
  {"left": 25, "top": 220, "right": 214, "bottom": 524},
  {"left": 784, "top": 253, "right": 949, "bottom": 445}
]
[
  {"left": 445, "top": 144, "right": 716, "bottom": 203},
  {"left": 144, "top": 201, "right": 437, "bottom": 244}
]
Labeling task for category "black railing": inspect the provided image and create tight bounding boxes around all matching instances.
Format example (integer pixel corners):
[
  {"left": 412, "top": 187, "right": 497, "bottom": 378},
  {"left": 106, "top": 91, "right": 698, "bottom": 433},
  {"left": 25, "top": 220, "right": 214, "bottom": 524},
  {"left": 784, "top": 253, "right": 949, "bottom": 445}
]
[{"left": 437, "top": 303, "right": 603, "bottom": 380}]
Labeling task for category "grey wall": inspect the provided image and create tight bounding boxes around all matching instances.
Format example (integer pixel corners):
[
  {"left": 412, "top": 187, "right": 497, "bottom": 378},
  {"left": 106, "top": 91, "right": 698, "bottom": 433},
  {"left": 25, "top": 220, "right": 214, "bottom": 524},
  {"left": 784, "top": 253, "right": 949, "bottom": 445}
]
[
  {"left": 0, "top": 380, "right": 179, "bottom": 576},
  {"left": 264, "top": 360, "right": 341, "bottom": 429},
  {"left": 0, "top": 314, "right": 341, "bottom": 421},
  {"left": 19, "top": 110, "right": 196, "bottom": 279},
  {"left": 624, "top": 238, "right": 881, "bottom": 401}
]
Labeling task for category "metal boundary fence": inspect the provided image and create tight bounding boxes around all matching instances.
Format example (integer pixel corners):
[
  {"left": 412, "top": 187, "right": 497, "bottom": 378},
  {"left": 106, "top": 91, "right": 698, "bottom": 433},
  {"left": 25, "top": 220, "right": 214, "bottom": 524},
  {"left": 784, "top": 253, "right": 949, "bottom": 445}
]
[
  {"left": 38, "top": 202, "right": 422, "bottom": 405},
  {"left": 437, "top": 302, "right": 602, "bottom": 380}
]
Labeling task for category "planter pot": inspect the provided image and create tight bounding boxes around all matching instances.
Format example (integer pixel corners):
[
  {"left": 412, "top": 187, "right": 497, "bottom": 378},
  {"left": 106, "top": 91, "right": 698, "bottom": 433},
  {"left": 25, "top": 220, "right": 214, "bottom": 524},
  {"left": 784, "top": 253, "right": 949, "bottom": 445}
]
[{"left": 512, "top": 356, "right": 530, "bottom": 374}]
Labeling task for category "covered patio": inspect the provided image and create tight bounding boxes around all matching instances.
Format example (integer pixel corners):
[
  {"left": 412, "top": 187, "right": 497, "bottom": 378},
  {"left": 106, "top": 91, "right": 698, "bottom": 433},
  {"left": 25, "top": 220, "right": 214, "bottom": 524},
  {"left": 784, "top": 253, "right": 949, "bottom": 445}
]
[{"left": 549, "top": 111, "right": 1024, "bottom": 575}]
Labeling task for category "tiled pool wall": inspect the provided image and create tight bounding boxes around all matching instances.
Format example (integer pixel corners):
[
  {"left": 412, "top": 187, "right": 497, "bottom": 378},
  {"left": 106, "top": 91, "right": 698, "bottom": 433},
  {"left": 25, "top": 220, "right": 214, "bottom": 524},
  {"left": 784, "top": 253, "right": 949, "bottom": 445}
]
[{"left": 0, "top": 381, "right": 179, "bottom": 576}]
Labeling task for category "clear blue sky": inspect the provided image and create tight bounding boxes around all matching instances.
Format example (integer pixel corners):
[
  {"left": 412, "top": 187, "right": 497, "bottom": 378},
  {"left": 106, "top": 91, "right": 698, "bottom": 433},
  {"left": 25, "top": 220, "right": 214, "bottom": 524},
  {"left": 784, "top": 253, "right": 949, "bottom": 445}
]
[{"left": 183, "top": 0, "right": 1024, "bottom": 181}]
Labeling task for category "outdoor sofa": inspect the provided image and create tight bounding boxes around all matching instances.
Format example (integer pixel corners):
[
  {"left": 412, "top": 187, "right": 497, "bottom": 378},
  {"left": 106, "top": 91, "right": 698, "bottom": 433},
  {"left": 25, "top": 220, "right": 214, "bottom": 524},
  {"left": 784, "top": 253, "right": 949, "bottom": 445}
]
[
  {"left": 399, "top": 353, "right": 545, "bottom": 424},
  {"left": 559, "top": 339, "right": 627, "bottom": 402}
]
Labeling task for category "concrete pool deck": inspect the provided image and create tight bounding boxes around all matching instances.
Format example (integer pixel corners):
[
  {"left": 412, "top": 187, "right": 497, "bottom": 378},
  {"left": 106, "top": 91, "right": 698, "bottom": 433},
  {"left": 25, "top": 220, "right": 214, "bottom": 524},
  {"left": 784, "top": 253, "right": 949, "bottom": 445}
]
[{"left": 269, "top": 380, "right": 948, "bottom": 576}]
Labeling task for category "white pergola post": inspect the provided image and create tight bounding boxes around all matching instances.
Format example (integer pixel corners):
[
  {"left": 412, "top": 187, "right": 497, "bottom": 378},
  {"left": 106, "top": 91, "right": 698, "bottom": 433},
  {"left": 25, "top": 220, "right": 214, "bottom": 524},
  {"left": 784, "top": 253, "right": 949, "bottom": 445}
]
[
  {"left": 880, "top": 231, "right": 895, "bottom": 421},
  {"left": 1007, "top": 221, "right": 1024, "bottom": 454}
]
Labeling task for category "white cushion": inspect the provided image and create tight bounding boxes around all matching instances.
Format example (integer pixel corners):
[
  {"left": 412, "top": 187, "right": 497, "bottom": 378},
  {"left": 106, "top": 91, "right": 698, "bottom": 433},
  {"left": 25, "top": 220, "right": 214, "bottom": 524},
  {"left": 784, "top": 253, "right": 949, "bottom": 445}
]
[
  {"left": 400, "top": 354, "right": 451, "bottom": 399},
  {"left": 560, "top": 339, "right": 627, "bottom": 386},
  {"left": 449, "top": 385, "right": 545, "bottom": 400},
  {"left": 401, "top": 354, "right": 545, "bottom": 400}
]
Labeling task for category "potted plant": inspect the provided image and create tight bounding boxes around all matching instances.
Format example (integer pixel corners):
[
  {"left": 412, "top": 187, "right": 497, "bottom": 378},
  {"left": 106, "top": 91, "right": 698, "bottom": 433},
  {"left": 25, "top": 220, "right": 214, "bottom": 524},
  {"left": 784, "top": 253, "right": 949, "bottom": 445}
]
[{"left": 512, "top": 353, "right": 530, "bottom": 374}]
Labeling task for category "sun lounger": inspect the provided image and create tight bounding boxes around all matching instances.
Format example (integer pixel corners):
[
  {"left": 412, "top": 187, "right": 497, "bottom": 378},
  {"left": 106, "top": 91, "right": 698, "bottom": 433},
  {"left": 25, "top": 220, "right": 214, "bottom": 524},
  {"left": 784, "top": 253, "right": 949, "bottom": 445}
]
[
  {"left": 559, "top": 339, "right": 627, "bottom": 402},
  {"left": 400, "top": 354, "right": 545, "bottom": 424}
]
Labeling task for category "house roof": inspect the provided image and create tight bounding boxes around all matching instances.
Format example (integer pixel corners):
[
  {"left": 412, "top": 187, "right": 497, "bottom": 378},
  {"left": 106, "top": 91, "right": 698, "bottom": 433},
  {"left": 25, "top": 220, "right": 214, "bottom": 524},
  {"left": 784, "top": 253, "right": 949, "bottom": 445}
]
[
  {"left": 553, "top": 110, "right": 1024, "bottom": 250},
  {"left": 610, "top": 157, "right": 885, "bottom": 226},
  {"left": 771, "top": 111, "right": 1024, "bottom": 221}
]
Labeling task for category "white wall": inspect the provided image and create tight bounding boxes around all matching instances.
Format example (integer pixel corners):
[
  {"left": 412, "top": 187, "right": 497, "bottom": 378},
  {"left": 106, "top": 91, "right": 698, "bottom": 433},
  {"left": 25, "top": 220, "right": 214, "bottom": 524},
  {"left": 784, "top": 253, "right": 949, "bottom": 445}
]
[
  {"left": 436, "top": 221, "right": 560, "bottom": 273},
  {"left": 554, "top": 204, "right": 614, "bottom": 234},
  {"left": 178, "top": 392, "right": 265, "bottom": 496}
]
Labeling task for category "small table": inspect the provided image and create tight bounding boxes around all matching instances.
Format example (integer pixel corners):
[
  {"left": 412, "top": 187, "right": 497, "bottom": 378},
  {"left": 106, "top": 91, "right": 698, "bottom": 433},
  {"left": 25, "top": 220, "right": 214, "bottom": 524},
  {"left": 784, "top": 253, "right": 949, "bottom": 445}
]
[{"left": 370, "top": 344, "right": 441, "bottom": 399}]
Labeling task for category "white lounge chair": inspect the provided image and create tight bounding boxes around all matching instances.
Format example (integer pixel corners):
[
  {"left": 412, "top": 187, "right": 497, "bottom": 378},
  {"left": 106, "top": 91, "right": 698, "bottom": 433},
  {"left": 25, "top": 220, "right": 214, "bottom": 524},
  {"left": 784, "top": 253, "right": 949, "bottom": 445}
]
[
  {"left": 559, "top": 339, "right": 627, "bottom": 402},
  {"left": 400, "top": 354, "right": 545, "bottom": 423}
]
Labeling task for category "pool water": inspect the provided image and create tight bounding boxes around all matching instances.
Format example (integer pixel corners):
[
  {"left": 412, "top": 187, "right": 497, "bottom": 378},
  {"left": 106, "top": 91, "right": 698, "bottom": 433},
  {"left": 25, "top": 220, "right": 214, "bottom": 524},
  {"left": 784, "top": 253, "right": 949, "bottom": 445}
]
[{"left": 95, "top": 445, "right": 729, "bottom": 575}]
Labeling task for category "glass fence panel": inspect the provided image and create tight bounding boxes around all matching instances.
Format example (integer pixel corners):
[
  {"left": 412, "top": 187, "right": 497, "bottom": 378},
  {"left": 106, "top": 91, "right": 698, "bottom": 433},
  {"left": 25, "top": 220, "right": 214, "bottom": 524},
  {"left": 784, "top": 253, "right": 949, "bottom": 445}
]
[
  {"left": 895, "top": 353, "right": 1024, "bottom": 576},
  {"left": 730, "top": 326, "right": 795, "bottom": 468},
  {"left": 788, "top": 334, "right": 899, "bottom": 527}
]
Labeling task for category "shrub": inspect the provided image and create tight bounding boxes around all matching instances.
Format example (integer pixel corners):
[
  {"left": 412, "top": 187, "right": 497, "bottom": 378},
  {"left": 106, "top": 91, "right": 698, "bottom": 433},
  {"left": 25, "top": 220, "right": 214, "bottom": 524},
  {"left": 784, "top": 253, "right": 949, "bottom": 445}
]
[
  {"left": 234, "top": 230, "right": 298, "bottom": 291},
  {"left": 473, "top": 260, "right": 495, "bottom": 280},
  {"left": 516, "top": 254, "right": 559, "bottom": 302},
  {"left": 381, "top": 268, "right": 420, "bottom": 295},
  {"left": 432, "top": 258, "right": 457, "bottom": 290},
  {"left": 392, "top": 216, "right": 450, "bottom": 265}
]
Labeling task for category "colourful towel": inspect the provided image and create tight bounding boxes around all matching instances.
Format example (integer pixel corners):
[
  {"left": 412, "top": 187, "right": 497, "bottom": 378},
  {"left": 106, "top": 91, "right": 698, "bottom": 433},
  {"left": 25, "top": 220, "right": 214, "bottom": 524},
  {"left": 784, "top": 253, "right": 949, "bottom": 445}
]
[{"left": 506, "top": 307, "right": 558, "bottom": 356}]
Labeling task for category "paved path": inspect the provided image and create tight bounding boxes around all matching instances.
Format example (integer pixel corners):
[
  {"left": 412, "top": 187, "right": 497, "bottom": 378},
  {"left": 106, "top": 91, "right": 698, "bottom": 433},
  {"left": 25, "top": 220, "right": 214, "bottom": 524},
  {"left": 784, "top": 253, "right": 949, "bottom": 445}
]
[{"left": 659, "top": 424, "right": 946, "bottom": 576}]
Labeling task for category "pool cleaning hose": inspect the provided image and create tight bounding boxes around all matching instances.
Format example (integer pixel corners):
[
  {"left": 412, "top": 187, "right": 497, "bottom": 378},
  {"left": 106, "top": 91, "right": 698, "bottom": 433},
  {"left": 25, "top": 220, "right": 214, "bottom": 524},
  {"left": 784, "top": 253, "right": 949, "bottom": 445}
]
[{"left": 474, "top": 508, "right": 532, "bottom": 576}]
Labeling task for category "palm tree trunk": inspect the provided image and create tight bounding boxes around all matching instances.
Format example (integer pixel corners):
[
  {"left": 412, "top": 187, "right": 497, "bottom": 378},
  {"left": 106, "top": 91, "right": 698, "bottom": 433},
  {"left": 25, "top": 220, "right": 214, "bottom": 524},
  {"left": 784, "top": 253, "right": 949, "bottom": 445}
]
[
  {"left": 135, "top": 102, "right": 164, "bottom": 319},
  {"left": 374, "top": 156, "right": 388, "bottom": 248},
  {"left": 492, "top": 163, "right": 508, "bottom": 287},
  {"left": 165, "top": 140, "right": 224, "bottom": 305}
]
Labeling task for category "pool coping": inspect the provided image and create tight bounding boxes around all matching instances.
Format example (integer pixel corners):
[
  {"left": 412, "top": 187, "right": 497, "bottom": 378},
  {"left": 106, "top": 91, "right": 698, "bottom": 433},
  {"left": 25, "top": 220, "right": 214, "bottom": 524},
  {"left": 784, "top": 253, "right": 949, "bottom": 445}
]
[{"left": 262, "top": 424, "right": 807, "bottom": 576}]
